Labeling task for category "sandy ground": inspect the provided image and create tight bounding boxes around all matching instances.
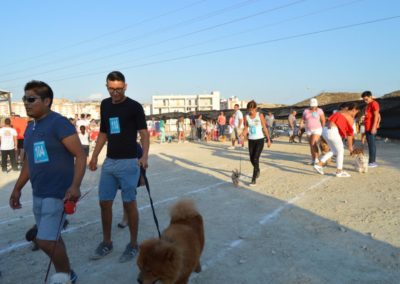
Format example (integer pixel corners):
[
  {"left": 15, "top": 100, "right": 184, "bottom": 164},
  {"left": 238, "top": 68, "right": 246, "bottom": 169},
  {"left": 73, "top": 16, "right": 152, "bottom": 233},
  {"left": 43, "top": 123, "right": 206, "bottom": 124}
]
[{"left": 0, "top": 137, "right": 399, "bottom": 284}]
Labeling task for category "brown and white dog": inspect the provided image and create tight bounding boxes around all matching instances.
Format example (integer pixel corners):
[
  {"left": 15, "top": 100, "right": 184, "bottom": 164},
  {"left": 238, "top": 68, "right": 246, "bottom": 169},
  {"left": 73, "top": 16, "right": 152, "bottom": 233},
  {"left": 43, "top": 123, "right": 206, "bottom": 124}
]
[{"left": 351, "top": 148, "right": 368, "bottom": 173}]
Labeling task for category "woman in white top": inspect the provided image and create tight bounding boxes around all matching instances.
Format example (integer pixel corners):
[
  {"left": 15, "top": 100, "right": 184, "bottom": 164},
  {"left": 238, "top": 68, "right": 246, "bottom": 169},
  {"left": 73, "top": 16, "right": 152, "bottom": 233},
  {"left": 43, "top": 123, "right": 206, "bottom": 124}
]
[{"left": 240, "top": 101, "right": 272, "bottom": 186}]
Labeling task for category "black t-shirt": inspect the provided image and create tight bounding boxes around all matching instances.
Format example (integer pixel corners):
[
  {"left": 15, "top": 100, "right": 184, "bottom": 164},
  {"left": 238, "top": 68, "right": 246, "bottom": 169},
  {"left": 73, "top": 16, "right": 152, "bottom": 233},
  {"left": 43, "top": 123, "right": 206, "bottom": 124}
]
[{"left": 100, "top": 97, "right": 147, "bottom": 159}]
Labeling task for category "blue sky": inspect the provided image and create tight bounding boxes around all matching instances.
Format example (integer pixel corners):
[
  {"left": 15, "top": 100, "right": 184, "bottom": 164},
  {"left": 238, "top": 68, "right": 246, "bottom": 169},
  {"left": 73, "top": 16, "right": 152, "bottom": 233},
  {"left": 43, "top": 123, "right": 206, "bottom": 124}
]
[{"left": 1, "top": 0, "right": 399, "bottom": 105}]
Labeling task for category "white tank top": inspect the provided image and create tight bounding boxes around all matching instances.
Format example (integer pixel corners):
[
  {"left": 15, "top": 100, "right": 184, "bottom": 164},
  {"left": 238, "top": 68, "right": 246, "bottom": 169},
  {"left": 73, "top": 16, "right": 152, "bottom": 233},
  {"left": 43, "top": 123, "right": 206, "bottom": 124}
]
[{"left": 246, "top": 112, "right": 264, "bottom": 140}]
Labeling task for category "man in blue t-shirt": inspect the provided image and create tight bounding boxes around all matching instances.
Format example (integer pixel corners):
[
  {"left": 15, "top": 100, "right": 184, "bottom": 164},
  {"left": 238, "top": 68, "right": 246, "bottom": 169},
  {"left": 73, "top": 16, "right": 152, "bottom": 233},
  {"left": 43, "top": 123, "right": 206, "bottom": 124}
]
[
  {"left": 9, "top": 80, "right": 86, "bottom": 283},
  {"left": 89, "top": 71, "right": 149, "bottom": 263}
]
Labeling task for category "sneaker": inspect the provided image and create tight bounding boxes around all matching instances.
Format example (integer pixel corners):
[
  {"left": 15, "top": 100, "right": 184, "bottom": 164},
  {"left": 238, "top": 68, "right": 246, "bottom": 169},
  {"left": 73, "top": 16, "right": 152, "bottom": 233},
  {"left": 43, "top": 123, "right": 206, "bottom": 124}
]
[
  {"left": 336, "top": 171, "right": 351, "bottom": 178},
  {"left": 227, "top": 146, "right": 235, "bottom": 150},
  {"left": 256, "top": 169, "right": 260, "bottom": 179},
  {"left": 368, "top": 162, "right": 378, "bottom": 168},
  {"left": 313, "top": 164, "right": 324, "bottom": 175},
  {"left": 90, "top": 242, "right": 113, "bottom": 260},
  {"left": 70, "top": 270, "right": 78, "bottom": 284},
  {"left": 249, "top": 181, "right": 257, "bottom": 187},
  {"left": 119, "top": 243, "right": 139, "bottom": 263}
]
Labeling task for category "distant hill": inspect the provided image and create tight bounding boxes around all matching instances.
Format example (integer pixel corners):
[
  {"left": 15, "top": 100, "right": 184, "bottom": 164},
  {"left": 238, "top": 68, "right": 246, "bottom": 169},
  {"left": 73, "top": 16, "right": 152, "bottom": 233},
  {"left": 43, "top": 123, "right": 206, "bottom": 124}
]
[
  {"left": 258, "top": 103, "right": 287, "bottom": 108},
  {"left": 382, "top": 90, "right": 400, "bottom": 98},
  {"left": 293, "top": 92, "right": 361, "bottom": 107}
]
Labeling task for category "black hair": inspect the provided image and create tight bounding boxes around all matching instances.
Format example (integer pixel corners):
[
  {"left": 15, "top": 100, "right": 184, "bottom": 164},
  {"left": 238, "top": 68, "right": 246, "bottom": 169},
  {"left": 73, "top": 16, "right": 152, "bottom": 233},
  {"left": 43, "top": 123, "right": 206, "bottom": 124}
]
[
  {"left": 24, "top": 80, "right": 54, "bottom": 108},
  {"left": 5, "top": 118, "right": 11, "bottom": 125},
  {"left": 340, "top": 102, "right": 359, "bottom": 111},
  {"left": 247, "top": 100, "right": 257, "bottom": 109},
  {"left": 361, "top": 91, "right": 372, "bottom": 98},
  {"left": 106, "top": 71, "right": 125, "bottom": 83}
]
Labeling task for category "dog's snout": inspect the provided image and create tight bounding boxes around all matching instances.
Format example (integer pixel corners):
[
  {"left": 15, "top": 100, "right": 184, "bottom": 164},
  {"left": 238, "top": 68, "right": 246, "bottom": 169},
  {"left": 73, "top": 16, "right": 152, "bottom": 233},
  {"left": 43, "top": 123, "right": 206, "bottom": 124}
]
[{"left": 137, "top": 278, "right": 143, "bottom": 284}]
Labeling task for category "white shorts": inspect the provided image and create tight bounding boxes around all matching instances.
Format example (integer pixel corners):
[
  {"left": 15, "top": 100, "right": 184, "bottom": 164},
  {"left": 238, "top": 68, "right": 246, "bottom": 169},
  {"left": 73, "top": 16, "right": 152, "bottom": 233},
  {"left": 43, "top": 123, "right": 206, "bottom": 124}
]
[{"left": 306, "top": 128, "right": 322, "bottom": 136}]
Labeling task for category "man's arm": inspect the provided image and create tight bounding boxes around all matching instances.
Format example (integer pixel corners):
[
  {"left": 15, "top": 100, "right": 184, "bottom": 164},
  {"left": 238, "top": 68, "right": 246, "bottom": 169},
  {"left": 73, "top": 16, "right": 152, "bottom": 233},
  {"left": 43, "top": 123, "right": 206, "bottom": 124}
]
[
  {"left": 138, "top": 128, "right": 150, "bottom": 169},
  {"left": 62, "top": 133, "right": 86, "bottom": 201},
  {"left": 10, "top": 156, "right": 30, "bottom": 209},
  {"left": 371, "top": 110, "right": 380, "bottom": 134},
  {"left": 88, "top": 132, "right": 107, "bottom": 171}
]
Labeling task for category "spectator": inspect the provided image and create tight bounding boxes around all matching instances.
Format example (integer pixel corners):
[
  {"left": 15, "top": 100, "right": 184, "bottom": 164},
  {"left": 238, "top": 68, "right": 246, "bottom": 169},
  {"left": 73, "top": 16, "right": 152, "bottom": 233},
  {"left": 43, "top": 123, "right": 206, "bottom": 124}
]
[
  {"left": 229, "top": 104, "right": 244, "bottom": 149},
  {"left": 265, "top": 112, "right": 275, "bottom": 141},
  {"left": 159, "top": 117, "right": 166, "bottom": 143},
  {"left": 195, "top": 114, "right": 203, "bottom": 142},
  {"left": 189, "top": 111, "right": 197, "bottom": 141},
  {"left": 11, "top": 113, "right": 28, "bottom": 167},
  {"left": 217, "top": 111, "right": 226, "bottom": 138},
  {"left": 288, "top": 110, "right": 298, "bottom": 143},
  {"left": 0, "top": 118, "right": 18, "bottom": 172},
  {"left": 176, "top": 116, "right": 185, "bottom": 143},
  {"left": 361, "top": 91, "right": 380, "bottom": 167}
]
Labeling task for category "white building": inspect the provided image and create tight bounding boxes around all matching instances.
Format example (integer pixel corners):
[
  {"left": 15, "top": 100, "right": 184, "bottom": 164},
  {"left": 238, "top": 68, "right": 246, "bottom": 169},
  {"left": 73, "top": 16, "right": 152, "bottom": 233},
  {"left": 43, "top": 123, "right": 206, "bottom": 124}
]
[
  {"left": 220, "top": 96, "right": 248, "bottom": 110},
  {"left": 152, "top": 91, "right": 220, "bottom": 115}
]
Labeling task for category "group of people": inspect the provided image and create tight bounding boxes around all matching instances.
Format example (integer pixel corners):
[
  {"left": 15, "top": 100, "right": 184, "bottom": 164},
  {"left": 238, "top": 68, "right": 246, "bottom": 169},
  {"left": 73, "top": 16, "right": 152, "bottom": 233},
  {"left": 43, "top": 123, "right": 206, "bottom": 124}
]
[
  {"left": 5, "top": 72, "right": 381, "bottom": 283},
  {"left": 9, "top": 71, "right": 149, "bottom": 283},
  {"left": 288, "top": 93, "right": 380, "bottom": 177}
]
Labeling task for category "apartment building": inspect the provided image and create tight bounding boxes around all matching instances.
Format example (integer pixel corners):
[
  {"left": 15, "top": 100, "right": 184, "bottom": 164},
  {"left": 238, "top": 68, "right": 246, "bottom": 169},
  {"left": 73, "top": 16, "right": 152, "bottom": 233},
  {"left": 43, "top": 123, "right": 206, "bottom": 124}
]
[{"left": 152, "top": 91, "right": 220, "bottom": 114}]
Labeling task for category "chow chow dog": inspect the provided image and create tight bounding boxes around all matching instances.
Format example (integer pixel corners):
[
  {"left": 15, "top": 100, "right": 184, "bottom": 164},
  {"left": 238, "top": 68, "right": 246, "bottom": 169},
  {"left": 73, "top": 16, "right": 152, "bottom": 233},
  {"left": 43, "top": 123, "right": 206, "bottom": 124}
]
[
  {"left": 351, "top": 148, "right": 368, "bottom": 173},
  {"left": 137, "top": 199, "right": 205, "bottom": 284}
]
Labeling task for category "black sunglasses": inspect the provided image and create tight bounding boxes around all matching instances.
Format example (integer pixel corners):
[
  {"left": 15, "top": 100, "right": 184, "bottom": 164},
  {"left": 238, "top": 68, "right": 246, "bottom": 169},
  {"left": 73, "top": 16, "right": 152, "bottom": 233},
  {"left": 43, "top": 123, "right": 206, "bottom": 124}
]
[{"left": 22, "top": 96, "right": 40, "bottom": 103}]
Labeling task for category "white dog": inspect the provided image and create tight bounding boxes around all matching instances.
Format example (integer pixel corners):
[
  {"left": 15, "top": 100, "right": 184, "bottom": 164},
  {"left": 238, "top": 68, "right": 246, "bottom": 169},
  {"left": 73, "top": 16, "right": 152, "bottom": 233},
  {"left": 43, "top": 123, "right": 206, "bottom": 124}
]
[{"left": 352, "top": 149, "right": 368, "bottom": 173}]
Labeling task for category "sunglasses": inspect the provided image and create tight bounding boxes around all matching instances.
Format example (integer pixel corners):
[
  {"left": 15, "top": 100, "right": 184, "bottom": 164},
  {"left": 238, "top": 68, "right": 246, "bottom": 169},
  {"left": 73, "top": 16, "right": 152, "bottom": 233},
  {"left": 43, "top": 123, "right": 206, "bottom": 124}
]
[
  {"left": 22, "top": 96, "right": 40, "bottom": 103},
  {"left": 107, "top": 87, "right": 125, "bottom": 94}
]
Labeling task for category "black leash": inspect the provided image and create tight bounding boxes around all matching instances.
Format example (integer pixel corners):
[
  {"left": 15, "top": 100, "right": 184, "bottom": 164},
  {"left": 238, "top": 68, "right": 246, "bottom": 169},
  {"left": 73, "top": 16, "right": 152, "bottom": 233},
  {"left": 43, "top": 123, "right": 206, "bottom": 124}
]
[
  {"left": 44, "top": 210, "right": 66, "bottom": 283},
  {"left": 141, "top": 167, "right": 161, "bottom": 239}
]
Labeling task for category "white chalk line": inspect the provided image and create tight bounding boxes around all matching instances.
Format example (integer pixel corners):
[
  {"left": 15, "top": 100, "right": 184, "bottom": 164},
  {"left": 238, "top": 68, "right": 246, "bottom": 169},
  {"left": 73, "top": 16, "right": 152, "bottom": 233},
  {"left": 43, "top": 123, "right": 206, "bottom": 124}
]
[
  {"left": 194, "top": 176, "right": 332, "bottom": 278},
  {"left": 0, "top": 178, "right": 230, "bottom": 256}
]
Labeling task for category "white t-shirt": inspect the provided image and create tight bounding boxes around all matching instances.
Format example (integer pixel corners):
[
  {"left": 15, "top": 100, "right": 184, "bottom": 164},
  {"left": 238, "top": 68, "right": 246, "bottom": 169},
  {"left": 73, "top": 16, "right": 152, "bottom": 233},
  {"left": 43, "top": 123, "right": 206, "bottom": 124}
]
[
  {"left": 234, "top": 110, "right": 243, "bottom": 128},
  {"left": 0, "top": 127, "right": 17, "bottom": 150},
  {"left": 78, "top": 132, "right": 90, "bottom": 146}
]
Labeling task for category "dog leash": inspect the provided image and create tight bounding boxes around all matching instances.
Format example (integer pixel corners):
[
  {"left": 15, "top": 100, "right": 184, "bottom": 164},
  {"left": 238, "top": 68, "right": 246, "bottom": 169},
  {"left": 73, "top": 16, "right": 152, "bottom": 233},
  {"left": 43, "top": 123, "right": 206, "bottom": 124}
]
[
  {"left": 141, "top": 166, "right": 161, "bottom": 238},
  {"left": 43, "top": 189, "right": 92, "bottom": 283}
]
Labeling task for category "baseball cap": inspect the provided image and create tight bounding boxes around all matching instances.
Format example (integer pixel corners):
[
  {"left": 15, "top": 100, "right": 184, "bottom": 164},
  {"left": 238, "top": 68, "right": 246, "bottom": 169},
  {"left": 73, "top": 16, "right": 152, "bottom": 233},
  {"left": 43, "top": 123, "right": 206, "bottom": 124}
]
[{"left": 310, "top": 98, "right": 318, "bottom": 107}]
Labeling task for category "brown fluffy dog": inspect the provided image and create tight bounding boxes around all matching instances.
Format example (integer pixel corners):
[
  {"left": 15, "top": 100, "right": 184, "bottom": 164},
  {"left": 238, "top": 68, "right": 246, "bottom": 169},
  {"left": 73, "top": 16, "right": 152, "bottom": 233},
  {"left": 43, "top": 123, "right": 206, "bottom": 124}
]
[{"left": 137, "top": 199, "right": 205, "bottom": 284}]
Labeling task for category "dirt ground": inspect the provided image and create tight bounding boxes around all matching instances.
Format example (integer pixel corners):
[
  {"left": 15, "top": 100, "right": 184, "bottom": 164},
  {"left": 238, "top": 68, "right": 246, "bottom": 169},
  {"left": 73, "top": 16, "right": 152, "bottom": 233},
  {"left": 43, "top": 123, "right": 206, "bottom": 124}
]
[{"left": 0, "top": 136, "right": 399, "bottom": 284}]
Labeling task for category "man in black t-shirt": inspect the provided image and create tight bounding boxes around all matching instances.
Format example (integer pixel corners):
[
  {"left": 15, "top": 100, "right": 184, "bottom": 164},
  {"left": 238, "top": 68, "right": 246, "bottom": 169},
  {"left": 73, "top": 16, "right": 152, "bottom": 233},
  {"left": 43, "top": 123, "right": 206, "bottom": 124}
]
[{"left": 89, "top": 71, "right": 149, "bottom": 263}]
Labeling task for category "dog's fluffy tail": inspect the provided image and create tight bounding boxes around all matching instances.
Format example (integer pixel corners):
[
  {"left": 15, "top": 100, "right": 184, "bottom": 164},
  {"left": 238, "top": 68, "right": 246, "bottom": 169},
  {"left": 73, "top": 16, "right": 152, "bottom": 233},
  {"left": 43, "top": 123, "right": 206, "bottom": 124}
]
[{"left": 170, "top": 199, "right": 200, "bottom": 222}]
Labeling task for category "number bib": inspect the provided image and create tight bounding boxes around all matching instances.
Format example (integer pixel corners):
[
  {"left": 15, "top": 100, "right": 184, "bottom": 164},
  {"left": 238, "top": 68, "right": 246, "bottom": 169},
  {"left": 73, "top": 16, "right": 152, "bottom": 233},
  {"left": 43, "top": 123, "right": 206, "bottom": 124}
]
[
  {"left": 33, "top": 141, "right": 49, "bottom": 164},
  {"left": 109, "top": 117, "right": 121, "bottom": 134}
]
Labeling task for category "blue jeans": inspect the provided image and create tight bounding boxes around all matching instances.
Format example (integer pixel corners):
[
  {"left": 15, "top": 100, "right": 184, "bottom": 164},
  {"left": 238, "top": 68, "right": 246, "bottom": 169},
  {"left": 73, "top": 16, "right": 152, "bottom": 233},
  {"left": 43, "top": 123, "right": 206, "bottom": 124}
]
[
  {"left": 365, "top": 132, "right": 376, "bottom": 163},
  {"left": 218, "top": 125, "right": 226, "bottom": 136}
]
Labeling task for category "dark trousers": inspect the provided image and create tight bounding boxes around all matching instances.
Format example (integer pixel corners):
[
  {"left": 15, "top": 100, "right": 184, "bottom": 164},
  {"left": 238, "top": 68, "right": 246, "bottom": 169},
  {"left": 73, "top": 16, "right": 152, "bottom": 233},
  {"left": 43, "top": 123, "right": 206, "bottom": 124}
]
[
  {"left": 218, "top": 125, "right": 226, "bottom": 136},
  {"left": 248, "top": 138, "right": 265, "bottom": 179},
  {"left": 197, "top": 127, "right": 202, "bottom": 140},
  {"left": 365, "top": 132, "right": 376, "bottom": 163},
  {"left": 1, "top": 150, "right": 18, "bottom": 171}
]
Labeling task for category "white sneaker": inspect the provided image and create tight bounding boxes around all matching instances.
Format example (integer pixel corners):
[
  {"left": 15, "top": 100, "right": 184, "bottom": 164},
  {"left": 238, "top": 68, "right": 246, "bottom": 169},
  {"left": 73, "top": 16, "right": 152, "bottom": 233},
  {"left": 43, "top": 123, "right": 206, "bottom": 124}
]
[
  {"left": 313, "top": 164, "right": 324, "bottom": 175},
  {"left": 336, "top": 171, "right": 351, "bottom": 178},
  {"left": 228, "top": 146, "right": 235, "bottom": 150}
]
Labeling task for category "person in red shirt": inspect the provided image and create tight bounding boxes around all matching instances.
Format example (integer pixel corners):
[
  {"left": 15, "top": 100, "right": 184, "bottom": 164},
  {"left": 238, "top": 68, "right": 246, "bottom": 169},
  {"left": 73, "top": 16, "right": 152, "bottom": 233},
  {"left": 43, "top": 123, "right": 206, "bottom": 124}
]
[
  {"left": 313, "top": 102, "right": 359, "bottom": 177},
  {"left": 361, "top": 91, "right": 380, "bottom": 167},
  {"left": 11, "top": 114, "right": 28, "bottom": 167}
]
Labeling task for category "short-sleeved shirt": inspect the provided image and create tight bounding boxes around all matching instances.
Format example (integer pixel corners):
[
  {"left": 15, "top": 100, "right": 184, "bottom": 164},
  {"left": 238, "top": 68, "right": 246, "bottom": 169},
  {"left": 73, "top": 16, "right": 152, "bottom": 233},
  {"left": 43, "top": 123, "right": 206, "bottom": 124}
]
[
  {"left": 24, "top": 112, "right": 77, "bottom": 199},
  {"left": 234, "top": 110, "right": 243, "bottom": 128},
  {"left": 302, "top": 108, "right": 324, "bottom": 131},
  {"left": 11, "top": 117, "right": 28, "bottom": 140},
  {"left": 0, "top": 126, "right": 17, "bottom": 150},
  {"left": 100, "top": 97, "right": 147, "bottom": 159},
  {"left": 217, "top": 115, "right": 226, "bottom": 125},
  {"left": 288, "top": 114, "right": 297, "bottom": 129},
  {"left": 364, "top": 100, "right": 380, "bottom": 132},
  {"left": 265, "top": 115, "right": 274, "bottom": 127},
  {"left": 328, "top": 112, "right": 354, "bottom": 138}
]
